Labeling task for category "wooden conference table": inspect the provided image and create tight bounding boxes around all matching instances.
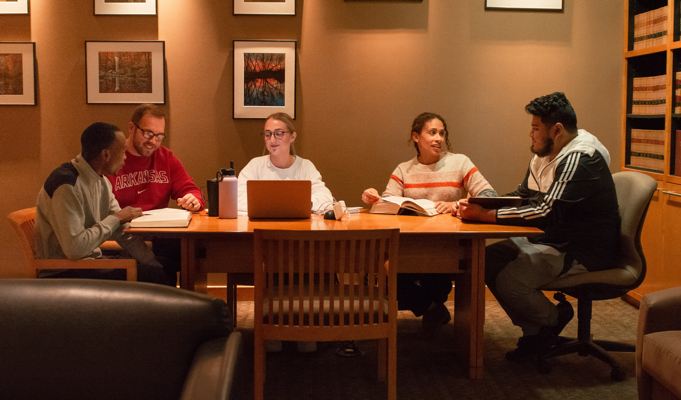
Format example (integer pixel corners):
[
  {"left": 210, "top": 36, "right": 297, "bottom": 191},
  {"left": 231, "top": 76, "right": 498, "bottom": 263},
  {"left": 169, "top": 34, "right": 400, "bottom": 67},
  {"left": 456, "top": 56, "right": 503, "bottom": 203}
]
[{"left": 128, "top": 212, "right": 540, "bottom": 379}]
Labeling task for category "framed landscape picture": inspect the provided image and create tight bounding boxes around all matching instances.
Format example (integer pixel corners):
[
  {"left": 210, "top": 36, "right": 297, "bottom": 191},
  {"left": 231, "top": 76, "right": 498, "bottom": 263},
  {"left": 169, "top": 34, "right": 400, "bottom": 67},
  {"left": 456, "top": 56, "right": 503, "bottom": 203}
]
[
  {"left": 85, "top": 41, "right": 165, "bottom": 104},
  {"left": 0, "top": 42, "right": 36, "bottom": 105},
  {"left": 233, "top": 40, "right": 296, "bottom": 119},
  {"left": 0, "top": 0, "right": 29, "bottom": 14},
  {"left": 234, "top": 0, "right": 295, "bottom": 16},
  {"left": 485, "top": 0, "right": 563, "bottom": 11},
  {"left": 94, "top": 0, "right": 157, "bottom": 16}
]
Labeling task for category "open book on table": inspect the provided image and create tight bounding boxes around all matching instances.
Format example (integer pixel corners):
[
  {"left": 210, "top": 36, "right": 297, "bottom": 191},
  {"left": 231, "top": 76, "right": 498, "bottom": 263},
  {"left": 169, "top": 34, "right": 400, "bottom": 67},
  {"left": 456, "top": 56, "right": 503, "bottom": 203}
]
[
  {"left": 129, "top": 208, "right": 192, "bottom": 228},
  {"left": 369, "top": 196, "right": 438, "bottom": 217}
]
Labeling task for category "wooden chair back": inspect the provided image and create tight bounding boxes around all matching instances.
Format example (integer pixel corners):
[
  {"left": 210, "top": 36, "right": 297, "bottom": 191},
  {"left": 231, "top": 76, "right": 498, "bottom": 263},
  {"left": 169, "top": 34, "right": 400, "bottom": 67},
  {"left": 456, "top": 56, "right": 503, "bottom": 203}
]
[
  {"left": 7, "top": 207, "right": 137, "bottom": 281},
  {"left": 253, "top": 228, "right": 399, "bottom": 400},
  {"left": 6, "top": 207, "right": 37, "bottom": 276}
]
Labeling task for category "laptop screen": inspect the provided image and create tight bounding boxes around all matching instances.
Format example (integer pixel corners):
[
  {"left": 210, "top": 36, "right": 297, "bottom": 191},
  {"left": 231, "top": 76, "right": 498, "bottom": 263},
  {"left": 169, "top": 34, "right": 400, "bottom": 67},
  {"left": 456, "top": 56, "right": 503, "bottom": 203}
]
[{"left": 246, "top": 180, "right": 312, "bottom": 219}]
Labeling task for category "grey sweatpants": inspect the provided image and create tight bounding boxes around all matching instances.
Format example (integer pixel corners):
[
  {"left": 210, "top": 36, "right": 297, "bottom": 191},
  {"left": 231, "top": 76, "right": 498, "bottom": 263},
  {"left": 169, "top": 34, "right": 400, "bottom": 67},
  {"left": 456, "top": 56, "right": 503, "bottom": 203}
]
[{"left": 485, "top": 237, "right": 566, "bottom": 336}]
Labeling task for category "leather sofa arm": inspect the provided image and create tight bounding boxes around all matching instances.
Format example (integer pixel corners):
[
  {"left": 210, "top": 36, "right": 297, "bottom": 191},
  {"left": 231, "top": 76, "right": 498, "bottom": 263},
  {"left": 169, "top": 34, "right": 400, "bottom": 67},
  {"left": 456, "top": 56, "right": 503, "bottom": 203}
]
[
  {"left": 181, "top": 331, "right": 243, "bottom": 400},
  {"left": 638, "top": 287, "right": 681, "bottom": 337},
  {"left": 636, "top": 286, "right": 681, "bottom": 400}
]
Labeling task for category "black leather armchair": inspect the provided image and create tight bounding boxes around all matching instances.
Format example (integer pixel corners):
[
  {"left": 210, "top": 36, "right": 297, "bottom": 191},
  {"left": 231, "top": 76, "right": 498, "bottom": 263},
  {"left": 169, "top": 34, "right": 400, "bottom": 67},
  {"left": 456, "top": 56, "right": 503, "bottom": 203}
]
[{"left": 0, "top": 279, "right": 242, "bottom": 400}]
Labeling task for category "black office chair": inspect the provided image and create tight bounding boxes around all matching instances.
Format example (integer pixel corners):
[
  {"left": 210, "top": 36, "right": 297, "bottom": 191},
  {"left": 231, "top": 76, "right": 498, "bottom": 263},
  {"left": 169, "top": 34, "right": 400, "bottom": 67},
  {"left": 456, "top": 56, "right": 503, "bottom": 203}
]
[{"left": 538, "top": 171, "right": 657, "bottom": 381}]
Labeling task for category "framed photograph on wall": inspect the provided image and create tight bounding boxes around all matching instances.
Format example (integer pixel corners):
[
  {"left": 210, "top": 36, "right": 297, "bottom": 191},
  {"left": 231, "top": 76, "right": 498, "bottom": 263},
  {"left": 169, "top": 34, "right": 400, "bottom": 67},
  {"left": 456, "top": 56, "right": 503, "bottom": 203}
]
[
  {"left": 85, "top": 41, "right": 165, "bottom": 104},
  {"left": 233, "top": 40, "right": 296, "bottom": 119},
  {"left": 94, "top": 0, "right": 157, "bottom": 16},
  {"left": 0, "top": 42, "right": 36, "bottom": 105},
  {"left": 0, "top": 0, "right": 29, "bottom": 14},
  {"left": 234, "top": 0, "right": 295, "bottom": 16},
  {"left": 485, "top": 0, "right": 563, "bottom": 11}
]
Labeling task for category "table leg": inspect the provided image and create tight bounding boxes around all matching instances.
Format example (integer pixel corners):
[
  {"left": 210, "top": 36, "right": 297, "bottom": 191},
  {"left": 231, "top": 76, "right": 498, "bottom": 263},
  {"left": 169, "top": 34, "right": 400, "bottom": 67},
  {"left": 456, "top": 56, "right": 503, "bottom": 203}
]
[
  {"left": 180, "top": 237, "right": 208, "bottom": 293},
  {"left": 180, "top": 237, "right": 195, "bottom": 291},
  {"left": 452, "top": 238, "right": 485, "bottom": 380}
]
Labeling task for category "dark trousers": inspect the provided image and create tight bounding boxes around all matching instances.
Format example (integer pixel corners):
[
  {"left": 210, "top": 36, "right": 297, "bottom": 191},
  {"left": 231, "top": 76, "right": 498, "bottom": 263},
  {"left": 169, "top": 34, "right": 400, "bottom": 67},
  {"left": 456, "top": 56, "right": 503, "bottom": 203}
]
[
  {"left": 152, "top": 237, "right": 181, "bottom": 284},
  {"left": 397, "top": 273, "right": 453, "bottom": 316}
]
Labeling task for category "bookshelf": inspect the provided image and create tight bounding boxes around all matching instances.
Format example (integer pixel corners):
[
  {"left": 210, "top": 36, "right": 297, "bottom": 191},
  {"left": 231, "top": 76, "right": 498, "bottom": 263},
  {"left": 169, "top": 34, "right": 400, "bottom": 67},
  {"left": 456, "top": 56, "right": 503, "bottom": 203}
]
[{"left": 624, "top": 0, "right": 681, "bottom": 304}]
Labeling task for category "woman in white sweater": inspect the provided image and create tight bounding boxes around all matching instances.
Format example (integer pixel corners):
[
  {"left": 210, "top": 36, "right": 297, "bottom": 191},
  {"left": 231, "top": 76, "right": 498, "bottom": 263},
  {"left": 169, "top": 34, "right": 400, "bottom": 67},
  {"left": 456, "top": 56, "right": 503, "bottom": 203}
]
[{"left": 237, "top": 112, "right": 334, "bottom": 215}]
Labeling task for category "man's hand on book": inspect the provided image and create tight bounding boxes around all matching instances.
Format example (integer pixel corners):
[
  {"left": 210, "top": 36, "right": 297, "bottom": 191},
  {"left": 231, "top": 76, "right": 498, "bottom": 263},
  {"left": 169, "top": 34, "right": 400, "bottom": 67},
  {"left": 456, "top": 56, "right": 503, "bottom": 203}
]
[
  {"left": 116, "top": 206, "right": 143, "bottom": 223},
  {"left": 177, "top": 193, "right": 202, "bottom": 211},
  {"left": 458, "top": 199, "right": 497, "bottom": 223}
]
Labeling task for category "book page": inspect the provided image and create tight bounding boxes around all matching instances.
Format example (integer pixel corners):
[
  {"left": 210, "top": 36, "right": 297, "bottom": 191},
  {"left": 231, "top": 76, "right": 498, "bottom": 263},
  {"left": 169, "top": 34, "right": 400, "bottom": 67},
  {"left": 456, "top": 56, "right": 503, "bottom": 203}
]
[
  {"left": 380, "top": 196, "right": 411, "bottom": 206},
  {"left": 402, "top": 198, "right": 438, "bottom": 216}
]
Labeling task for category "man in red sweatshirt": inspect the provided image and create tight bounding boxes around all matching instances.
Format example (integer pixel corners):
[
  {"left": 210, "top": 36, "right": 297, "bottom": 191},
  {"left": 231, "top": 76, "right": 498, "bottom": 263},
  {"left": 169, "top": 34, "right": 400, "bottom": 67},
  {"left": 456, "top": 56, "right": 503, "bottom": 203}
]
[
  {"left": 108, "top": 104, "right": 204, "bottom": 212},
  {"left": 108, "top": 104, "right": 205, "bottom": 282}
]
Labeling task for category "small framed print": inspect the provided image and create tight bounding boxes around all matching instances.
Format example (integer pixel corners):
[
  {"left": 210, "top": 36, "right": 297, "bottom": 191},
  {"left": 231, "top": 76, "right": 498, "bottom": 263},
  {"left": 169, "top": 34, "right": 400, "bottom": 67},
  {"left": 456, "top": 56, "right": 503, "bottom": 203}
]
[
  {"left": 233, "top": 40, "right": 296, "bottom": 119},
  {"left": 0, "top": 0, "right": 28, "bottom": 14},
  {"left": 0, "top": 42, "right": 36, "bottom": 105},
  {"left": 94, "top": 0, "right": 157, "bottom": 16},
  {"left": 485, "top": 0, "right": 563, "bottom": 11},
  {"left": 234, "top": 0, "right": 295, "bottom": 16},
  {"left": 85, "top": 41, "right": 165, "bottom": 104}
]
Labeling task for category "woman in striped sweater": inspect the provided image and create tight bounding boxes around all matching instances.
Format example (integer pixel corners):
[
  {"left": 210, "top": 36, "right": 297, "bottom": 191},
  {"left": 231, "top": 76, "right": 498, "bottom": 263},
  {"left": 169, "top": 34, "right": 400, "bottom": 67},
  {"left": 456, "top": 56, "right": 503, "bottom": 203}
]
[{"left": 361, "top": 112, "right": 497, "bottom": 335}]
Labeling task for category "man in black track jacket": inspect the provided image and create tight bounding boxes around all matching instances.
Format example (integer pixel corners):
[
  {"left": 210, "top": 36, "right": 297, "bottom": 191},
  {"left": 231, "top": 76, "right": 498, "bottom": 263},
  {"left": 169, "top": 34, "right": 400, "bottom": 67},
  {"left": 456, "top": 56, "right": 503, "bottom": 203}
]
[{"left": 459, "top": 92, "right": 620, "bottom": 359}]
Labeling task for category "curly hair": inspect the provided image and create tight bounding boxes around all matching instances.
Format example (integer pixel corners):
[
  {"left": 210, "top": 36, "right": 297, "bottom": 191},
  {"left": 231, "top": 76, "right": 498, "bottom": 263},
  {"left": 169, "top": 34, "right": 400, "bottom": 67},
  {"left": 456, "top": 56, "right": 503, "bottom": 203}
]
[
  {"left": 525, "top": 92, "right": 577, "bottom": 133},
  {"left": 410, "top": 112, "right": 452, "bottom": 155}
]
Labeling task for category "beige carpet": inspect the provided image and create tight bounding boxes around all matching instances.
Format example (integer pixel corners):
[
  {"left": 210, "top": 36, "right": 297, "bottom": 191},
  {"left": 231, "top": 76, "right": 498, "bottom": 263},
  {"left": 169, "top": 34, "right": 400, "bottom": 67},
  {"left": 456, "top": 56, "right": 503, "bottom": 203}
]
[{"left": 232, "top": 297, "right": 638, "bottom": 400}]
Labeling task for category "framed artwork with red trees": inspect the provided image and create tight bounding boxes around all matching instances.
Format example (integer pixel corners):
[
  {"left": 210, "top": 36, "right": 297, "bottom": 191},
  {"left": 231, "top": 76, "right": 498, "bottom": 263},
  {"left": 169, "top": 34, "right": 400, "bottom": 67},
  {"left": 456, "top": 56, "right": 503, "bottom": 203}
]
[{"left": 233, "top": 40, "right": 296, "bottom": 119}]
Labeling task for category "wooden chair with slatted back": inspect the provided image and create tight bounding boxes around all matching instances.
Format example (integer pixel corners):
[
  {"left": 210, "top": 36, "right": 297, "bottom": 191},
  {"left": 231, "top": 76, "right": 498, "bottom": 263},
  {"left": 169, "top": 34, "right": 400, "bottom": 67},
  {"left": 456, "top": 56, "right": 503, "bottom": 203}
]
[
  {"left": 7, "top": 207, "right": 137, "bottom": 281},
  {"left": 253, "top": 228, "right": 399, "bottom": 400}
]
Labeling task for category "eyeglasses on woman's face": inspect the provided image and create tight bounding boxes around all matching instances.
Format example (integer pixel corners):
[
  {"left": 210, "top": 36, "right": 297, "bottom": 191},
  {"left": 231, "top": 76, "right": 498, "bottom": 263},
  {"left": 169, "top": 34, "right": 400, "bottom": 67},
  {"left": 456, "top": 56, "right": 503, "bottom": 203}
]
[{"left": 261, "top": 129, "right": 289, "bottom": 140}]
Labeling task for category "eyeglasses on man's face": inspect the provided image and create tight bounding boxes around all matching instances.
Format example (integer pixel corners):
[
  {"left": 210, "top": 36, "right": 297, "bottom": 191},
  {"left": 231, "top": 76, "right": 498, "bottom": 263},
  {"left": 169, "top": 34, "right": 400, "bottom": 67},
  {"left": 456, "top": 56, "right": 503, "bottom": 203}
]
[
  {"left": 134, "top": 123, "right": 165, "bottom": 142},
  {"left": 261, "top": 129, "right": 289, "bottom": 140}
]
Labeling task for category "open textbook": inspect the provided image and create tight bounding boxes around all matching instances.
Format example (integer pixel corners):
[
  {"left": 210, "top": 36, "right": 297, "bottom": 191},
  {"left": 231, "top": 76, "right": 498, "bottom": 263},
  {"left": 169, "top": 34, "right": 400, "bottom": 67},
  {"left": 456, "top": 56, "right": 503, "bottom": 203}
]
[
  {"left": 369, "top": 196, "right": 438, "bottom": 217},
  {"left": 129, "top": 208, "right": 192, "bottom": 228},
  {"left": 468, "top": 196, "right": 525, "bottom": 209}
]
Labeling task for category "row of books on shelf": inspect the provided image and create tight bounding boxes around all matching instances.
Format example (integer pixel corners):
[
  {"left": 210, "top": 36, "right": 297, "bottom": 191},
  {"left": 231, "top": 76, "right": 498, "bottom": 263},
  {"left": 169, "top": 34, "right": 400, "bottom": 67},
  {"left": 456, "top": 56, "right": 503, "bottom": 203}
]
[
  {"left": 632, "top": 74, "right": 666, "bottom": 115},
  {"left": 633, "top": 6, "right": 667, "bottom": 50},
  {"left": 628, "top": 129, "right": 681, "bottom": 175},
  {"left": 629, "top": 128, "right": 665, "bottom": 171}
]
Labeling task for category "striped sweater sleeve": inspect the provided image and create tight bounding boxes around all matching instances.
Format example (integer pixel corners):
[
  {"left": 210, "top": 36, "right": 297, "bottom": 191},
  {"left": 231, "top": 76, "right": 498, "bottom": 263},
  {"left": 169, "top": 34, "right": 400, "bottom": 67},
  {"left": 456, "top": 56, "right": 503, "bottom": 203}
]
[
  {"left": 382, "top": 166, "right": 405, "bottom": 197},
  {"left": 496, "top": 152, "right": 583, "bottom": 227}
]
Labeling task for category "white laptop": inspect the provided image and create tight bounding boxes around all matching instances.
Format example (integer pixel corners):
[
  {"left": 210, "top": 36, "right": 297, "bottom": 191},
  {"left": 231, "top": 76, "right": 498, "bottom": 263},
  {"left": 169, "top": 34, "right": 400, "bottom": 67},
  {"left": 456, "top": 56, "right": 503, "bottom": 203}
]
[{"left": 246, "top": 180, "right": 312, "bottom": 219}]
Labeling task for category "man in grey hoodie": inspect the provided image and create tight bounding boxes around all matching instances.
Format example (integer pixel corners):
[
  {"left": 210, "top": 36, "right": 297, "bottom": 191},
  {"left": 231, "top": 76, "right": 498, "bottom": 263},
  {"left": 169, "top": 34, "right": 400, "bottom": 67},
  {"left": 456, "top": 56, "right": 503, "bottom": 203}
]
[
  {"left": 35, "top": 122, "right": 174, "bottom": 285},
  {"left": 459, "top": 92, "right": 620, "bottom": 360}
]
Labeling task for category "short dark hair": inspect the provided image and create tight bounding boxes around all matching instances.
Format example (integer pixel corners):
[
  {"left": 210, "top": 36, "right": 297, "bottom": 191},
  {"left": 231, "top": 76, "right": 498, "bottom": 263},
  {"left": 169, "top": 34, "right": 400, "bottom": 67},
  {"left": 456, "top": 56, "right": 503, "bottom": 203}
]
[
  {"left": 81, "top": 122, "right": 120, "bottom": 162},
  {"left": 410, "top": 112, "right": 451, "bottom": 155},
  {"left": 525, "top": 92, "right": 578, "bottom": 133},
  {"left": 131, "top": 103, "right": 166, "bottom": 125}
]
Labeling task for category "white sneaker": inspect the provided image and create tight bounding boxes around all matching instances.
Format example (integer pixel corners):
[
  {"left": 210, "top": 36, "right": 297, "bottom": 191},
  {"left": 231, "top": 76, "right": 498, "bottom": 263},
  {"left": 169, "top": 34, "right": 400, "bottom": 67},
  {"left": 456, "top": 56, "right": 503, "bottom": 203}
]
[
  {"left": 265, "top": 340, "right": 283, "bottom": 352},
  {"left": 296, "top": 341, "right": 317, "bottom": 353}
]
